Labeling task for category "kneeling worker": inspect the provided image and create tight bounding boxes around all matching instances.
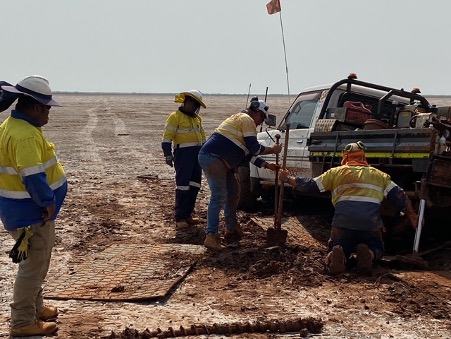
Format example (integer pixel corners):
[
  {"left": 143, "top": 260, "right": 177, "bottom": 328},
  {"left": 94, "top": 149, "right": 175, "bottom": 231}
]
[{"left": 278, "top": 141, "right": 418, "bottom": 275}]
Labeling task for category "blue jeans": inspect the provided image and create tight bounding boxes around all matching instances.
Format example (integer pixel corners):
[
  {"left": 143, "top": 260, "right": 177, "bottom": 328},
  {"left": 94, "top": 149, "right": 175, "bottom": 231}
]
[{"left": 198, "top": 152, "right": 238, "bottom": 235}]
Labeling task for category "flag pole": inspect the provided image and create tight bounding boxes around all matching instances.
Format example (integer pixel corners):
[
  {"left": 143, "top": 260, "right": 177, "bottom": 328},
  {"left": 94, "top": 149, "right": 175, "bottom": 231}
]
[
  {"left": 278, "top": 11, "right": 290, "bottom": 104},
  {"left": 245, "top": 83, "right": 252, "bottom": 109}
]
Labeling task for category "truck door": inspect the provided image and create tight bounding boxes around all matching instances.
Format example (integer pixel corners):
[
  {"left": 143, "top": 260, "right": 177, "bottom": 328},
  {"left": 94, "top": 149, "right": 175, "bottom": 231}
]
[{"left": 282, "top": 91, "right": 322, "bottom": 177}]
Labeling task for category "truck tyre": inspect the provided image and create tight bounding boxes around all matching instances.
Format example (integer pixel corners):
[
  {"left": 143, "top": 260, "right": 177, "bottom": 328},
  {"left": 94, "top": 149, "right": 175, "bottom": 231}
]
[{"left": 236, "top": 165, "right": 257, "bottom": 211}]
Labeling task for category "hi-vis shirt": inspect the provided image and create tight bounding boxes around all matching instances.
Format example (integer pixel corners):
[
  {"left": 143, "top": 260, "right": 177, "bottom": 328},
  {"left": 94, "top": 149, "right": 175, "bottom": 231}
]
[
  {"left": 0, "top": 111, "right": 67, "bottom": 231},
  {"left": 294, "top": 165, "right": 407, "bottom": 231},
  {"left": 200, "top": 112, "right": 266, "bottom": 169},
  {"left": 161, "top": 110, "right": 205, "bottom": 156}
]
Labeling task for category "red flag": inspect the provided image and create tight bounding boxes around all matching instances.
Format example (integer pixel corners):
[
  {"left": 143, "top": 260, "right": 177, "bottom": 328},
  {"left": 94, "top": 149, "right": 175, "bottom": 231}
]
[{"left": 266, "top": 0, "right": 281, "bottom": 15}]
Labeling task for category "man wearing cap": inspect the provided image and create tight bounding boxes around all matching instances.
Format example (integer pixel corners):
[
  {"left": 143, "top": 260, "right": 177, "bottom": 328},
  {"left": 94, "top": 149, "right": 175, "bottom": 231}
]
[
  {"left": 0, "top": 76, "right": 67, "bottom": 336},
  {"left": 198, "top": 97, "right": 282, "bottom": 250},
  {"left": 279, "top": 141, "right": 418, "bottom": 275},
  {"left": 162, "top": 90, "right": 206, "bottom": 228}
]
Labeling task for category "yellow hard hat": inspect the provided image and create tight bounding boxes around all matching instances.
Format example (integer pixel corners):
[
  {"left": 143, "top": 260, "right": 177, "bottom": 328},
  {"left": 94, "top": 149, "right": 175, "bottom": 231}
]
[{"left": 174, "top": 89, "right": 206, "bottom": 108}]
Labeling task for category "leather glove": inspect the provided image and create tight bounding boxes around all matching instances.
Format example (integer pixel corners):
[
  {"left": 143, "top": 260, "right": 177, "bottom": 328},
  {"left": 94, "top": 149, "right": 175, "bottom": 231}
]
[
  {"left": 165, "top": 155, "right": 173, "bottom": 167},
  {"left": 9, "top": 226, "right": 33, "bottom": 263},
  {"left": 405, "top": 209, "right": 419, "bottom": 229}
]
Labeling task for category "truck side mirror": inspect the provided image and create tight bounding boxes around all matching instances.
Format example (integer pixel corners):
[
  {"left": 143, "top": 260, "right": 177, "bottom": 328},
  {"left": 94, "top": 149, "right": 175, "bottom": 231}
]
[{"left": 265, "top": 113, "right": 277, "bottom": 127}]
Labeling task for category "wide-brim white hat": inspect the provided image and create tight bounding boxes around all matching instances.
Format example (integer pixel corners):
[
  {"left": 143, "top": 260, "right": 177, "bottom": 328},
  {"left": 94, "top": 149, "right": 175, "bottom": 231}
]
[{"left": 1, "top": 75, "right": 61, "bottom": 106}]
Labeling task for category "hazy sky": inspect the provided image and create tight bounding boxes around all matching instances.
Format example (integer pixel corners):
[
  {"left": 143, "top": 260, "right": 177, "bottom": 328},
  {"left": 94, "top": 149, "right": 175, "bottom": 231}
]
[{"left": 2, "top": 0, "right": 451, "bottom": 95}]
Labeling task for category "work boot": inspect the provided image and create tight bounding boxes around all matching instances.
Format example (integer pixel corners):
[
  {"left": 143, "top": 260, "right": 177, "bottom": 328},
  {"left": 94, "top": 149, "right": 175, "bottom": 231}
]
[
  {"left": 175, "top": 219, "right": 189, "bottom": 228},
  {"left": 204, "top": 233, "right": 224, "bottom": 251},
  {"left": 356, "top": 243, "right": 374, "bottom": 274},
  {"left": 186, "top": 216, "right": 200, "bottom": 225},
  {"left": 37, "top": 305, "right": 58, "bottom": 321},
  {"left": 327, "top": 245, "right": 346, "bottom": 276},
  {"left": 224, "top": 224, "right": 244, "bottom": 244},
  {"left": 10, "top": 320, "right": 58, "bottom": 337}
]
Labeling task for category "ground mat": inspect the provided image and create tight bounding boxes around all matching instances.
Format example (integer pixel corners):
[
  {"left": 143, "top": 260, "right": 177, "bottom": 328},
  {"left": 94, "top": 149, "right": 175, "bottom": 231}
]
[{"left": 45, "top": 243, "right": 205, "bottom": 301}]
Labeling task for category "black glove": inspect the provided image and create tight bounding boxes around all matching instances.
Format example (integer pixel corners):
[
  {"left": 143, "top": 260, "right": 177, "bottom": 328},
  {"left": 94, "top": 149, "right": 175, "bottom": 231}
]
[
  {"left": 9, "top": 227, "right": 33, "bottom": 263},
  {"left": 165, "top": 155, "right": 173, "bottom": 167}
]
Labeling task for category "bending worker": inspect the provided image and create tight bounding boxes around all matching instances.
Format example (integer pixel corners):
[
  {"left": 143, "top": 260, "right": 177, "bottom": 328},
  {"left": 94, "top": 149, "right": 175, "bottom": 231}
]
[
  {"left": 198, "top": 97, "right": 282, "bottom": 250},
  {"left": 162, "top": 90, "right": 206, "bottom": 228},
  {"left": 278, "top": 141, "right": 418, "bottom": 275}
]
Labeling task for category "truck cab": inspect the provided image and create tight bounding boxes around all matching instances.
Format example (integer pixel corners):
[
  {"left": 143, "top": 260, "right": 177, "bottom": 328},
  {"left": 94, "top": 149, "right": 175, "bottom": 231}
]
[{"left": 238, "top": 74, "right": 451, "bottom": 213}]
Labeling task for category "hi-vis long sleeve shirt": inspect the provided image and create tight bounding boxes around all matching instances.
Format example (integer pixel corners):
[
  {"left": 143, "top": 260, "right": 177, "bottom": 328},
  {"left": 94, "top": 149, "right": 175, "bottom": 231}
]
[
  {"left": 199, "top": 112, "right": 267, "bottom": 169},
  {"left": 161, "top": 110, "right": 206, "bottom": 156},
  {"left": 293, "top": 165, "right": 408, "bottom": 231},
  {"left": 0, "top": 111, "right": 67, "bottom": 231}
]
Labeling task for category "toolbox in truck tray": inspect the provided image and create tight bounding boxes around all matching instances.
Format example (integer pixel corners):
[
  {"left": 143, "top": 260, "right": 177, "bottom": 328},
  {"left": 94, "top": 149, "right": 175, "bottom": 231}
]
[{"left": 326, "top": 101, "right": 373, "bottom": 125}]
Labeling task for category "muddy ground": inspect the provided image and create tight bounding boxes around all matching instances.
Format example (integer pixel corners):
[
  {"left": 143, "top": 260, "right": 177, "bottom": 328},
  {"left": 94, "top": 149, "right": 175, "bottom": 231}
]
[{"left": 0, "top": 93, "right": 450, "bottom": 338}]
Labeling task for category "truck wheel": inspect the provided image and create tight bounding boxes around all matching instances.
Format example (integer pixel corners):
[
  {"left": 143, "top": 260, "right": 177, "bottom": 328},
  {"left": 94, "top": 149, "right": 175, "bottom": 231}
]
[{"left": 236, "top": 165, "right": 257, "bottom": 211}]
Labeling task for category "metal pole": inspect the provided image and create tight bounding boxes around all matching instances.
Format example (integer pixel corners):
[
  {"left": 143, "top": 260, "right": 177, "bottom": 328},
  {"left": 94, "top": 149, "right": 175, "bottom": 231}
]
[
  {"left": 413, "top": 198, "right": 426, "bottom": 253},
  {"left": 278, "top": 11, "right": 290, "bottom": 104},
  {"left": 245, "top": 83, "right": 252, "bottom": 109}
]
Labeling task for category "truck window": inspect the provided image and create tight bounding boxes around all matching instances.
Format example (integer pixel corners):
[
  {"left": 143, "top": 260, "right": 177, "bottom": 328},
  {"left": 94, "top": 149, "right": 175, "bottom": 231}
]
[{"left": 285, "top": 92, "right": 320, "bottom": 129}]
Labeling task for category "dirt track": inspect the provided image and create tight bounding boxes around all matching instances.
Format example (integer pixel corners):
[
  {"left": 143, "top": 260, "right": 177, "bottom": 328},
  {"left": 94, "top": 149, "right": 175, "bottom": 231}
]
[{"left": 0, "top": 94, "right": 450, "bottom": 338}]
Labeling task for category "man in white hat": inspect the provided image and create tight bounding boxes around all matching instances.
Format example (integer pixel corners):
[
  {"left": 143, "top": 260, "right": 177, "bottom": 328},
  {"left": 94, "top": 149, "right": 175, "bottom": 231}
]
[
  {"left": 162, "top": 90, "right": 206, "bottom": 228},
  {"left": 0, "top": 75, "right": 67, "bottom": 336},
  {"left": 278, "top": 141, "right": 418, "bottom": 276}
]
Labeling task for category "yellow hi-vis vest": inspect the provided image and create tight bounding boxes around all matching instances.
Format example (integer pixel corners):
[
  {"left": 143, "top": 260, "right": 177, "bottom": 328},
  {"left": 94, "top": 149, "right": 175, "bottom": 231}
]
[
  {"left": 162, "top": 110, "right": 205, "bottom": 149},
  {"left": 314, "top": 165, "right": 396, "bottom": 206}
]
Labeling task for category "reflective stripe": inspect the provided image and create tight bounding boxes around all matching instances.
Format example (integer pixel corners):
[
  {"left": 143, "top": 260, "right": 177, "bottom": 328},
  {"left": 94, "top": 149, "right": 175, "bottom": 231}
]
[
  {"left": 313, "top": 177, "right": 325, "bottom": 192},
  {"left": 176, "top": 181, "right": 201, "bottom": 190},
  {"left": 243, "top": 131, "right": 256, "bottom": 137},
  {"left": 221, "top": 124, "right": 244, "bottom": 139},
  {"left": 384, "top": 181, "right": 397, "bottom": 196},
  {"left": 189, "top": 181, "right": 201, "bottom": 188},
  {"left": 336, "top": 195, "right": 381, "bottom": 204},
  {"left": 0, "top": 189, "right": 31, "bottom": 199},
  {"left": 333, "top": 182, "right": 383, "bottom": 196},
  {"left": 174, "top": 142, "right": 203, "bottom": 149},
  {"left": 20, "top": 157, "right": 58, "bottom": 177},
  {"left": 20, "top": 164, "right": 45, "bottom": 176},
  {"left": 50, "top": 176, "right": 67, "bottom": 191},
  {"left": 224, "top": 136, "right": 249, "bottom": 155},
  {"left": 0, "top": 175, "right": 66, "bottom": 199},
  {"left": 162, "top": 139, "right": 171, "bottom": 144},
  {"left": 165, "top": 125, "right": 177, "bottom": 132},
  {"left": 216, "top": 129, "right": 249, "bottom": 155},
  {"left": 310, "top": 151, "right": 430, "bottom": 159},
  {"left": 0, "top": 166, "right": 18, "bottom": 175}
]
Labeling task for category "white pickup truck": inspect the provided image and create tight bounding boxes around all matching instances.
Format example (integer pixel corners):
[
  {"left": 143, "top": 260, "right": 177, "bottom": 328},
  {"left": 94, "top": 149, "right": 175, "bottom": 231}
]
[{"left": 237, "top": 74, "right": 451, "bottom": 219}]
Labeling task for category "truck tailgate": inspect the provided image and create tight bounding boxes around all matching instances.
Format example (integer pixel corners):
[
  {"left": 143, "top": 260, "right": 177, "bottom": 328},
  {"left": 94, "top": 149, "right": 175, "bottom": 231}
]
[{"left": 309, "top": 128, "right": 434, "bottom": 158}]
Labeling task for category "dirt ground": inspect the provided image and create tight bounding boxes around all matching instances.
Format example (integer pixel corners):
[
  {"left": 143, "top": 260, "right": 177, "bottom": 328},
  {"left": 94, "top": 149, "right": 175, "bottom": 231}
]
[{"left": 1, "top": 93, "right": 450, "bottom": 338}]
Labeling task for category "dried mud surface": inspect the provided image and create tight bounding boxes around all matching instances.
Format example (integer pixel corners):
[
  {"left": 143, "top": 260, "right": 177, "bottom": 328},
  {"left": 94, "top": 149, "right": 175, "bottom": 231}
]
[{"left": 1, "top": 94, "right": 450, "bottom": 338}]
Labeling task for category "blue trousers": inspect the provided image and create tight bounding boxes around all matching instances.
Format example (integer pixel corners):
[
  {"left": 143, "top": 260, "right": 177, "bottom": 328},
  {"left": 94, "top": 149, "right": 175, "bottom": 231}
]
[
  {"left": 174, "top": 147, "right": 202, "bottom": 221},
  {"left": 198, "top": 152, "right": 238, "bottom": 235},
  {"left": 328, "top": 225, "right": 384, "bottom": 260}
]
